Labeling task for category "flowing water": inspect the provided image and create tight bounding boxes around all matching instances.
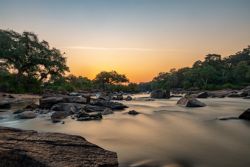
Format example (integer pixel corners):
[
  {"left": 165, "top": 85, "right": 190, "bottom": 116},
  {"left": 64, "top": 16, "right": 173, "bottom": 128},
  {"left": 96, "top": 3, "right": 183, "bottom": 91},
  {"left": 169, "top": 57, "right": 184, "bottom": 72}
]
[{"left": 1, "top": 94, "right": 250, "bottom": 167}]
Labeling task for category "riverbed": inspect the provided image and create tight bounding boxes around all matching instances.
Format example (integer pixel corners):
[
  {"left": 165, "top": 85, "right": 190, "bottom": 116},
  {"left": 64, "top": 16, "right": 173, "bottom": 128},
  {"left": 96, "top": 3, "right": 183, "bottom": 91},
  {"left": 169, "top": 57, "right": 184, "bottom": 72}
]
[{"left": 0, "top": 94, "right": 250, "bottom": 167}]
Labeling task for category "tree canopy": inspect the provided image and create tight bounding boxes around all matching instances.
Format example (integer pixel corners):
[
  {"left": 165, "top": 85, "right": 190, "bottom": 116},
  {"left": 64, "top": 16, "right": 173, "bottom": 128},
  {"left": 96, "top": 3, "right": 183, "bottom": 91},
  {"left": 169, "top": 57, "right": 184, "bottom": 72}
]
[{"left": 0, "top": 29, "right": 69, "bottom": 82}]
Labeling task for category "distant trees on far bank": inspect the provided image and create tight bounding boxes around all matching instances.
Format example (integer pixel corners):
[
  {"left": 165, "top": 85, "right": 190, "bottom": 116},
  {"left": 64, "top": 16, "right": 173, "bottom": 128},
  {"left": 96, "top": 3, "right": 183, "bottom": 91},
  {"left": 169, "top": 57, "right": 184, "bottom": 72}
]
[
  {"left": 0, "top": 29, "right": 249, "bottom": 93},
  {"left": 150, "top": 46, "right": 250, "bottom": 91}
]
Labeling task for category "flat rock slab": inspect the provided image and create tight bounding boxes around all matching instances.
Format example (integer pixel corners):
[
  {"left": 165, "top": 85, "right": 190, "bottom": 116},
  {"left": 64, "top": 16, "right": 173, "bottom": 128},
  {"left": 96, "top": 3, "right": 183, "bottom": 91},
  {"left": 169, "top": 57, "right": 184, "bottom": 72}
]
[{"left": 0, "top": 126, "right": 118, "bottom": 167}]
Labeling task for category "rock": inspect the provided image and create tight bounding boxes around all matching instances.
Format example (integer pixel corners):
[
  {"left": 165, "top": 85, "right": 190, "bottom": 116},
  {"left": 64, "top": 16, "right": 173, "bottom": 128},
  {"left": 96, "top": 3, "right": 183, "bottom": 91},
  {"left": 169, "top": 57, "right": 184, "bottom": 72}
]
[
  {"left": 51, "top": 110, "right": 72, "bottom": 123},
  {"left": 64, "top": 96, "right": 87, "bottom": 104},
  {"left": 150, "top": 90, "right": 170, "bottom": 99},
  {"left": 177, "top": 97, "right": 206, "bottom": 107},
  {"left": 0, "top": 126, "right": 118, "bottom": 167},
  {"left": 92, "top": 100, "right": 128, "bottom": 110},
  {"left": 13, "top": 109, "right": 25, "bottom": 114},
  {"left": 243, "top": 96, "right": 250, "bottom": 99},
  {"left": 239, "top": 108, "right": 250, "bottom": 120},
  {"left": 196, "top": 92, "right": 209, "bottom": 98},
  {"left": 76, "top": 111, "right": 102, "bottom": 121},
  {"left": 51, "top": 103, "right": 84, "bottom": 114},
  {"left": 217, "top": 116, "right": 238, "bottom": 121},
  {"left": 68, "top": 92, "right": 81, "bottom": 96},
  {"left": 102, "top": 108, "right": 114, "bottom": 115},
  {"left": 39, "top": 96, "right": 65, "bottom": 109},
  {"left": 128, "top": 110, "right": 140, "bottom": 115},
  {"left": 0, "top": 101, "right": 11, "bottom": 109},
  {"left": 24, "top": 103, "right": 39, "bottom": 110},
  {"left": 227, "top": 93, "right": 243, "bottom": 98},
  {"left": 125, "top": 96, "right": 133, "bottom": 101},
  {"left": 85, "top": 104, "right": 106, "bottom": 112},
  {"left": 15, "top": 111, "right": 37, "bottom": 119},
  {"left": 113, "top": 95, "right": 123, "bottom": 100}
]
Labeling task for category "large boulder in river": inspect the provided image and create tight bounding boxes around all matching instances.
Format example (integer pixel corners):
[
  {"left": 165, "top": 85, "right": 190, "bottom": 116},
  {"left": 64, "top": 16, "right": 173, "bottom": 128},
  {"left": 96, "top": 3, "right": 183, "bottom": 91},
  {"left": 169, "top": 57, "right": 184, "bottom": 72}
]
[
  {"left": 0, "top": 126, "right": 118, "bottom": 167},
  {"left": 177, "top": 97, "right": 206, "bottom": 107},
  {"left": 15, "top": 111, "right": 37, "bottom": 119},
  {"left": 92, "top": 100, "right": 128, "bottom": 110},
  {"left": 150, "top": 90, "right": 170, "bottom": 99},
  {"left": 51, "top": 110, "right": 72, "bottom": 123},
  {"left": 239, "top": 108, "right": 250, "bottom": 120},
  {"left": 125, "top": 96, "right": 133, "bottom": 101},
  {"left": 51, "top": 103, "right": 84, "bottom": 114},
  {"left": 39, "top": 96, "right": 65, "bottom": 109}
]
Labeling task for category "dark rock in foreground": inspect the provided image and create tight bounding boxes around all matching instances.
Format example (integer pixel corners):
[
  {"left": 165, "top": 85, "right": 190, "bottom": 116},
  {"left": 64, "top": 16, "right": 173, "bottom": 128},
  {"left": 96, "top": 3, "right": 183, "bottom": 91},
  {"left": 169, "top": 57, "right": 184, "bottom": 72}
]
[
  {"left": 177, "top": 97, "right": 206, "bottom": 107},
  {"left": 128, "top": 110, "right": 140, "bottom": 115},
  {"left": 239, "top": 108, "right": 250, "bottom": 120},
  {"left": 150, "top": 90, "right": 170, "bottom": 99},
  {"left": 0, "top": 126, "right": 118, "bottom": 167}
]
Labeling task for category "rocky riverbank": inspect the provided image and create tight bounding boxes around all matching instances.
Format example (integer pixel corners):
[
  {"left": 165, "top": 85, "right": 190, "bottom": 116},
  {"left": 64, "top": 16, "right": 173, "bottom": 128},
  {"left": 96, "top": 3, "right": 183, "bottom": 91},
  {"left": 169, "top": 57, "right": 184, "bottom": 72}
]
[{"left": 0, "top": 126, "right": 118, "bottom": 167}]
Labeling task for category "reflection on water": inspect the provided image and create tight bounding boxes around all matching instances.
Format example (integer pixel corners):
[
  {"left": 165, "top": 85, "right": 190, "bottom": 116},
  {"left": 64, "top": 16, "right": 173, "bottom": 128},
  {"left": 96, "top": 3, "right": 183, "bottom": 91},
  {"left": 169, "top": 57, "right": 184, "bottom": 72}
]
[{"left": 1, "top": 94, "right": 250, "bottom": 167}]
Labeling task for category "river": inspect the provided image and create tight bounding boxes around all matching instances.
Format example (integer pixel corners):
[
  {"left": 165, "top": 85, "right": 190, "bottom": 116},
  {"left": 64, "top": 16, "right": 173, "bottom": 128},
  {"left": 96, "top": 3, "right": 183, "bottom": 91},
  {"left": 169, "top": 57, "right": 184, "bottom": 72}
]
[{"left": 0, "top": 94, "right": 250, "bottom": 167}]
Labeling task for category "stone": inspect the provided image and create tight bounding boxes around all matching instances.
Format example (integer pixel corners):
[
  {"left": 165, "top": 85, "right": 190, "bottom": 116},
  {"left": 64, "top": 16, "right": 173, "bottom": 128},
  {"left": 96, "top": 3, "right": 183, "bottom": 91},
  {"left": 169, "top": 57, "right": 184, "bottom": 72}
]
[
  {"left": 125, "top": 96, "right": 133, "bottom": 101},
  {"left": 128, "top": 110, "right": 140, "bottom": 115},
  {"left": 150, "top": 90, "right": 170, "bottom": 99},
  {"left": 51, "top": 110, "right": 71, "bottom": 123},
  {"left": 13, "top": 109, "right": 25, "bottom": 115},
  {"left": 102, "top": 108, "right": 114, "bottom": 115},
  {"left": 15, "top": 111, "right": 37, "bottom": 119},
  {"left": 51, "top": 103, "right": 84, "bottom": 114},
  {"left": 39, "top": 96, "right": 65, "bottom": 109},
  {"left": 85, "top": 104, "right": 106, "bottom": 113},
  {"left": 196, "top": 92, "right": 209, "bottom": 98},
  {"left": 177, "top": 97, "right": 206, "bottom": 107},
  {"left": 0, "top": 101, "right": 11, "bottom": 109},
  {"left": 76, "top": 111, "right": 103, "bottom": 121},
  {"left": 91, "top": 99, "right": 128, "bottom": 110},
  {"left": 0, "top": 126, "right": 118, "bottom": 167},
  {"left": 239, "top": 108, "right": 250, "bottom": 120}
]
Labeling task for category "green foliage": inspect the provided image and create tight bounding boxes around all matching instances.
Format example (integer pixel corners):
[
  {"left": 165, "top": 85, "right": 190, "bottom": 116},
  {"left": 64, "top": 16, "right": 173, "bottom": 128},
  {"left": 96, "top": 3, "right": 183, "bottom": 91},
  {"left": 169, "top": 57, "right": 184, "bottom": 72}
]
[
  {"left": 0, "top": 29, "right": 69, "bottom": 93},
  {"left": 151, "top": 46, "right": 250, "bottom": 90},
  {"left": 94, "top": 71, "right": 129, "bottom": 90}
]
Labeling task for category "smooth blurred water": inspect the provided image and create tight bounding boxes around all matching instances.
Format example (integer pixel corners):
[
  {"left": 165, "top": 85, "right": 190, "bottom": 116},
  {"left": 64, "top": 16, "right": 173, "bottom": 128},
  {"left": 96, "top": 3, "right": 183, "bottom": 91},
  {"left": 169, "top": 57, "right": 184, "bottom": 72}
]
[{"left": 1, "top": 94, "right": 250, "bottom": 167}]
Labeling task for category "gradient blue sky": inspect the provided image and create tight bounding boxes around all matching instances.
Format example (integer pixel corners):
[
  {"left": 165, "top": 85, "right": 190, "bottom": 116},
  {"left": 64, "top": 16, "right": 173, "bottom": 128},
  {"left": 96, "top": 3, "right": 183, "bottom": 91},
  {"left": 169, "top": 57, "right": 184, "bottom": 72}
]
[{"left": 1, "top": 0, "right": 250, "bottom": 82}]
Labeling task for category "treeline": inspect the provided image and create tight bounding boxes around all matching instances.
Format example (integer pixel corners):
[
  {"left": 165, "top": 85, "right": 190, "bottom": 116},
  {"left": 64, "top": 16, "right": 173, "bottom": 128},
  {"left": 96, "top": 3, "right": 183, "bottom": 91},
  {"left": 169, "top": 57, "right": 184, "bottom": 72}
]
[
  {"left": 0, "top": 29, "right": 138, "bottom": 93},
  {"left": 149, "top": 47, "right": 250, "bottom": 90},
  {"left": 0, "top": 29, "right": 249, "bottom": 93}
]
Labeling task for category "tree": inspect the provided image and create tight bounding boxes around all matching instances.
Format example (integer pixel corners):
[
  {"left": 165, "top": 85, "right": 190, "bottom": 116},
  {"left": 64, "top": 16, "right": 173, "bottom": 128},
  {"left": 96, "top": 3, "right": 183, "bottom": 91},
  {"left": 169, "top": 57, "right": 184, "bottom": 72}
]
[
  {"left": 0, "top": 29, "right": 69, "bottom": 82},
  {"left": 94, "top": 71, "right": 129, "bottom": 90}
]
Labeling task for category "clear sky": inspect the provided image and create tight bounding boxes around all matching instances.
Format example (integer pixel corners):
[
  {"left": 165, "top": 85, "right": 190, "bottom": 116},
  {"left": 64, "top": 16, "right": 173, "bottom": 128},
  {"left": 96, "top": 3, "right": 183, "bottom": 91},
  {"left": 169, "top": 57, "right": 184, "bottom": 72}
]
[{"left": 1, "top": 0, "right": 250, "bottom": 82}]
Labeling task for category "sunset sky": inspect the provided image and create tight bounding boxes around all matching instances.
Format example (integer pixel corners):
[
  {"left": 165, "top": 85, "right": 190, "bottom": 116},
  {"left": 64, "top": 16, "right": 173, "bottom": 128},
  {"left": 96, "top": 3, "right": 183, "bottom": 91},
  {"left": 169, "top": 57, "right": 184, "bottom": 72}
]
[{"left": 1, "top": 0, "right": 250, "bottom": 82}]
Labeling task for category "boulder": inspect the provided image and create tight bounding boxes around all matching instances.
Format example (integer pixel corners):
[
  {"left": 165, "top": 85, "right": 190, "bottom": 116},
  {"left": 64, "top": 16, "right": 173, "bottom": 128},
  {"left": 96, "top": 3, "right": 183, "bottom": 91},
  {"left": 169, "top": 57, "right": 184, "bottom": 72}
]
[
  {"left": 227, "top": 93, "right": 243, "bottom": 98},
  {"left": 150, "top": 90, "right": 170, "bottom": 99},
  {"left": 125, "top": 96, "right": 133, "bottom": 101},
  {"left": 64, "top": 96, "right": 87, "bottom": 104},
  {"left": 75, "top": 111, "right": 103, "bottom": 121},
  {"left": 39, "top": 96, "right": 65, "bottom": 109},
  {"left": 113, "top": 95, "right": 123, "bottom": 100},
  {"left": 128, "top": 110, "right": 140, "bottom": 115},
  {"left": 15, "top": 111, "right": 37, "bottom": 119},
  {"left": 0, "top": 101, "right": 11, "bottom": 109},
  {"left": 0, "top": 126, "right": 118, "bottom": 167},
  {"left": 92, "top": 100, "right": 128, "bottom": 110},
  {"left": 85, "top": 105, "right": 106, "bottom": 113},
  {"left": 196, "top": 92, "right": 209, "bottom": 98},
  {"left": 239, "top": 108, "right": 250, "bottom": 120},
  {"left": 177, "top": 97, "right": 206, "bottom": 107},
  {"left": 102, "top": 108, "right": 114, "bottom": 115},
  {"left": 51, "top": 103, "right": 84, "bottom": 114},
  {"left": 51, "top": 110, "right": 72, "bottom": 123}
]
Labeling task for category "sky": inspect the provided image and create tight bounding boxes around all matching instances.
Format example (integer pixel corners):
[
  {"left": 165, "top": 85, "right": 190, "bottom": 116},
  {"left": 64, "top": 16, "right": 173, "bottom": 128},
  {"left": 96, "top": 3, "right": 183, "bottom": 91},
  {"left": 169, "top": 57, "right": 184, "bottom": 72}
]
[{"left": 0, "top": 0, "right": 250, "bottom": 82}]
